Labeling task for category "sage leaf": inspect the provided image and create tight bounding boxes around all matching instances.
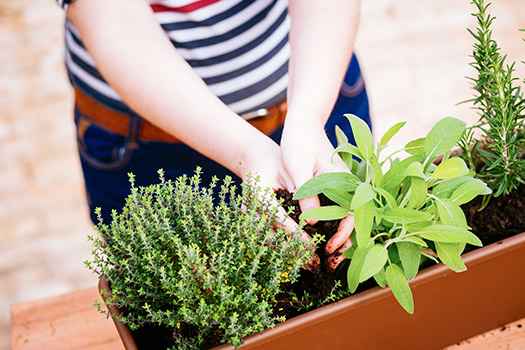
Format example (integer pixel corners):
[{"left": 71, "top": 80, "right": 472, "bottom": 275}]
[
  {"left": 299, "top": 206, "right": 349, "bottom": 221},
  {"left": 432, "top": 176, "right": 475, "bottom": 199},
  {"left": 373, "top": 268, "right": 387, "bottom": 288},
  {"left": 350, "top": 183, "right": 376, "bottom": 209},
  {"left": 386, "top": 264, "right": 414, "bottom": 314},
  {"left": 380, "top": 121, "right": 406, "bottom": 146},
  {"left": 383, "top": 208, "right": 432, "bottom": 224},
  {"left": 405, "top": 162, "right": 426, "bottom": 179},
  {"left": 435, "top": 242, "right": 467, "bottom": 272},
  {"left": 397, "top": 242, "right": 421, "bottom": 280},
  {"left": 334, "top": 143, "right": 364, "bottom": 161},
  {"left": 342, "top": 245, "right": 355, "bottom": 259},
  {"left": 450, "top": 179, "right": 490, "bottom": 205},
  {"left": 424, "top": 117, "right": 466, "bottom": 160},
  {"left": 355, "top": 200, "right": 375, "bottom": 247},
  {"left": 322, "top": 188, "right": 353, "bottom": 210},
  {"left": 408, "top": 177, "right": 427, "bottom": 209},
  {"left": 294, "top": 172, "right": 360, "bottom": 199},
  {"left": 383, "top": 155, "right": 425, "bottom": 194},
  {"left": 335, "top": 125, "right": 348, "bottom": 146},
  {"left": 417, "top": 224, "right": 482, "bottom": 246},
  {"left": 401, "top": 235, "right": 428, "bottom": 247},
  {"left": 432, "top": 157, "right": 469, "bottom": 179},
  {"left": 345, "top": 114, "right": 374, "bottom": 161},
  {"left": 347, "top": 246, "right": 369, "bottom": 292},
  {"left": 433, "top": 197, "right": 468, "bottom": 228},
  {"left": 359, "top": 244, "right": 388, "bottom": 282},
  {"left": 404, "top": 137, "right": 426, "bottom": 155}
]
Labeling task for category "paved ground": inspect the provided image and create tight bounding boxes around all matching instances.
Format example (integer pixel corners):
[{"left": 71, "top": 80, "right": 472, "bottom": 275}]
[{"left": 1, "top": 1, "right": 524, "bottom": 349}]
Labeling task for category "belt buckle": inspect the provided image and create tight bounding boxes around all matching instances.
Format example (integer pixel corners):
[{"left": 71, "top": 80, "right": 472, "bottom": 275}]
[{"left": 241, "top": 108, "right": 269, "bottom": 120}]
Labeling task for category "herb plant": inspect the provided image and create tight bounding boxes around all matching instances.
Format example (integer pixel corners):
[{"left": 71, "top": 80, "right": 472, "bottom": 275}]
[
  {"left": 294, "top": 115, "right": 491, "bottom": 313},
  {"left": 85, "top": 169, "right": 317, "bottom": 349},
  {"left": 458, "top": 0, "right": 524, "bottom": 203}
]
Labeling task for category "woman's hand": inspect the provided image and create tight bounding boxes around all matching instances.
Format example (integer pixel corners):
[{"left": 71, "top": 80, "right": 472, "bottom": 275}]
[{"left": 281, "top": 115, "right": 354, "bottom": 269}]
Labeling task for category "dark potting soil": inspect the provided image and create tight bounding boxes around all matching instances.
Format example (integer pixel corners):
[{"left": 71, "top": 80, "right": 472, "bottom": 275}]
[{"left": 462, "top": 184, "right": 524, "bottom": 250}]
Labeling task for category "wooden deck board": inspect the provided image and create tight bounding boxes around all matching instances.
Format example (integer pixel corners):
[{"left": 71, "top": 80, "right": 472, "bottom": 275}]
[{"left": 10, "top": 286, "right": 525, "bottom": 349}]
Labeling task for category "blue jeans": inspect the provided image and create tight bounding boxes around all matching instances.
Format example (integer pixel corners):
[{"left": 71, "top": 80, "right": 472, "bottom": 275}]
[{"left": 75, "top": 54, "right": 371, "bottom": 224}]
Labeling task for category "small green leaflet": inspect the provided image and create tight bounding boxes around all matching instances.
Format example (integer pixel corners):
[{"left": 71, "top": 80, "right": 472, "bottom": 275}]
[
  {"left": 416, "top": 224, "right": 482, "bottom": 246},
  {"left": 322, "top": 188, "right": 353, "bottom": 210},
  {"left": 350, "top": 183, "right": 376, "bottom": 209},
  {"left": 424, "top": 117, "right": 466, "bottom": 160},
  {"left": 382, "top": 155, "right": 425, "bottom": 194},
  {"left": 335, "top": 125, "right": 348, "bottom": 146},
  {"left": 334, "top": 143, "right": 364, "bottom": 161},
  {"left": 432, "top": 176, "right": 475, "bottom": 199},
  {"left": 383, "top": 208, "right": 432, "bottom": 224},
  {"left": 373, "top": 187, "right": 397, "bottom": 209},
  {"left": 404, "top": 138, "right": 426, "bottom": 155},
  {"left": 386, "top": 264, "right": 414, "bottom": 314},
  {"left": 299, "top": 206, "right": 349, "bottom": 221},
  {"left": 373, "top": 268, "right": 387, "bottom": 288},
  {"left": 432, "top": 157, "right": 469, "bottom": 179},
  {"left": 359, "top": 244, "right": 388, "bottom": 282},
  {"left": 355, "top": 201, "right": 375, "bottom": 247},
  {"left": 347, "top": 246, "right": 368, "bottom": 292},
  {"left": 433, "top": 197, "right": 468, "bottom": 228},
  {"left": 294, "top": 172, "right": 360, "bottom": 200},
  {"left": 342, "top": 245, "right": 355, "bottom": 259},
  {"left": 408, "top": 177, "right": 427, "bottom": 209},
  {"left": 397, "top": 242, "right": 421, "bottom": 280},
  {"left": 450, "top": 179, "right": 490, "bottom": 205},
  {"left": 405, "top": 162, "right": 426, "bottom": 179},
  {"left": 435, "top": 242, "right": 467, "bottom": 272},
  {"left": 380, "top": 121, "right": 406, "bottom": 146},
  {"left": 345, "top": 114, "right": 374, "bottom": 161}
]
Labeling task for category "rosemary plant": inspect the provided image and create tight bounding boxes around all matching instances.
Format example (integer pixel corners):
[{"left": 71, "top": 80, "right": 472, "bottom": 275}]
[{"left": 459, "top": 0, "right": 525, "bottom": 202}]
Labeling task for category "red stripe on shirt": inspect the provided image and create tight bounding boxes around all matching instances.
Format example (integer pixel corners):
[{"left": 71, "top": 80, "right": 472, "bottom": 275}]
[{"left": 151, "top": 0, "right": 221, "bottom": 13}]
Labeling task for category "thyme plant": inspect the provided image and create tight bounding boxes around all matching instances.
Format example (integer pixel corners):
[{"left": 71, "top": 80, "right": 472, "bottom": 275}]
[
  {"left": 459, "top": 0, "right": 525, "bottom": 202},
  {"left": 294, "top": 115, "right": 490, "bottom": 313},
  {"left": 85, "top": 169, "right": 317, "bottom": 349}
]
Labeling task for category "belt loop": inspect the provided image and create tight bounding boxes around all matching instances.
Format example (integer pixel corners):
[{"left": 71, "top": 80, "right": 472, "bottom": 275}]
[{"left": 128, "top": 113, "right": 141, "bottom": 149}]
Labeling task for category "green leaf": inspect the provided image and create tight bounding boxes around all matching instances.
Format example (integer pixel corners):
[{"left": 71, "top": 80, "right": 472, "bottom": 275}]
[
  {"left": 435, "top": 242, "right": 467, "bottom": 272},
  {"left": 383, "top": 155, "right": 425, "bottom": 194},
  {"left": 355, "top": 201, "right": 375, "bottom": 247},
  {"left": 335, "top": 125, "right": 348, "bottom": 146},
  {"left": 416, "top": 224, "right": 482, "bottom": 246},
  {"left": 408, "top": 177, "right": 427, "bottom": 209},
  {"left": 322, "top": 188, "right": 353, "bottom": 210},
  {"left": 383, "top": 208, "right": 432, "bottom": 224},
  {"left": 374, "top": 207, "right": 384, "bottom": 225},
  {"left": 450, "top": 179, "right": 490, "bottom": 205},
  {"left": 299, "top": 206, "right": 349, "bottom": 221},
  {"left": 433, "top": 197, "right": 468, "bottom": 228},
  {"left": 432, "top": 157, "right": 469, "bottom": 179},
  {"left": 373, "top": 268, "right": 387, "bottom": 288},
  {"left": 405, "top": 162, "right": 426, "bottom": 179},
  {"left": 380, "top": 121, "right": 406, "bottom": 146},
  {"left": 373, "top": 187, "right": 396, "bottom": 209},
  {"left": 294, "top": 172, "right": 360, "bottom": 199},
  {"left": 334, "top": 143, "right": 364, "bottom": 161},
  {"left": 347, "top": 246, "right": 369, "bottom": 292},
  {"left": 386, "top": 264, "right": 414, "bottom": 314},
  {"left": 342, "top": 245, "right": 355, "bottom": 259},
  {"left": 424, "top": 117, "right": 466, "bottom": 159},
  {"left": 397, "top": 242, "right": 421, "bottom": 280},
  {"left": 401, "top": 235, "right": 428, "bottom": 247},
  {"left": 359, "top": 244, "right": 388, "bottom": 282},
  {"left": 345, "top": 114, "right": 374, "bottom": 161},
  {"left": 350, "top": 183, "right": 376, "bottom": 209},
  {"left": 432, "top": 176, "right": 475, "bottom": 199},
  {"left": 405, "top": 137, "right": 426, "bottom": 155}
]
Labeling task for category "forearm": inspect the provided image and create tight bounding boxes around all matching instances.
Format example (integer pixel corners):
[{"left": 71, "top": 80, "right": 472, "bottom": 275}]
[
  {"left": 67, "top": 0, "right": 273, "bottom": 179},
  {"left": 285, "top": 0, "right": 360, "bottom": 127}
]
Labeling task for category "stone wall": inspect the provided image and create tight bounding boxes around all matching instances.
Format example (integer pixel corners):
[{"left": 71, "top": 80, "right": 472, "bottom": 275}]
[{"left": 1, "top": 1, "right": 523, "bottom": 349}]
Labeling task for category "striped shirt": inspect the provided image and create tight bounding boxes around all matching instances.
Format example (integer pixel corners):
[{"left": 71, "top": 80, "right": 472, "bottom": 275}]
[{"left": 58, "top": 0, "right": 290, "bottom": 117}]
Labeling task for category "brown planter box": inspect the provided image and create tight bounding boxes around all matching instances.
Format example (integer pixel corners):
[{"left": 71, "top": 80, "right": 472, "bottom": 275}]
[{"left": 100, "top": 231, "right": 525, "bottom": 350}]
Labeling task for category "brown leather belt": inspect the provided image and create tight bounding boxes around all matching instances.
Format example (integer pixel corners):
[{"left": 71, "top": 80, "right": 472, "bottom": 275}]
[{"left": 74, "top": 87, "right": 287, "bottom": 143}]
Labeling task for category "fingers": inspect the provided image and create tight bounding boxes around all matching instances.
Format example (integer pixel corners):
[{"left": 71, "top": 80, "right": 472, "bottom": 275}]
[
  {"left": 325, "top": 214, "right": 354, "bottom": 255},
  {"left": 298, "top": 195, "right": 320, "bottom": 226},
  {"left": 326, "top": 237, "right": 352, "bottom": 270}
]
